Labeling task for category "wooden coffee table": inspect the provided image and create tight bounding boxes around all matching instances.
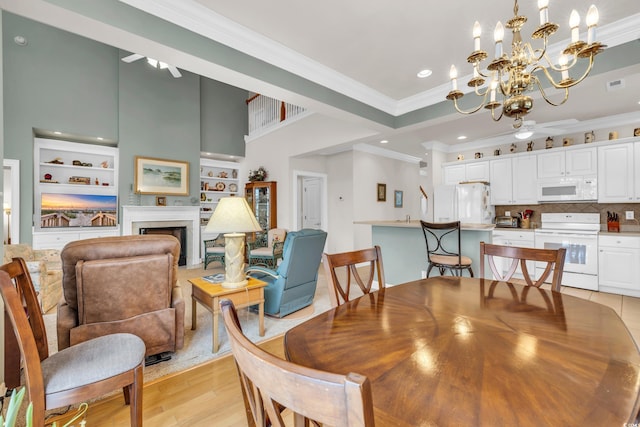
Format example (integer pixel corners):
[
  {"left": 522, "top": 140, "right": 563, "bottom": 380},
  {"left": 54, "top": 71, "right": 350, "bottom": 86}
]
[{"left": 189, "top": 276, "right": 268, "bottom": 353}]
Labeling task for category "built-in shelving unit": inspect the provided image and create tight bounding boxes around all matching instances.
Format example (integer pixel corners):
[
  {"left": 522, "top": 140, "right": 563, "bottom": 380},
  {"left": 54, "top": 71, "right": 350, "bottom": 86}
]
[
  {"left": 32, "top": 138, "right": 120, "bottom": 249},
  {"left": 199, "top": 158, "right": 240, "bottom": 227}
]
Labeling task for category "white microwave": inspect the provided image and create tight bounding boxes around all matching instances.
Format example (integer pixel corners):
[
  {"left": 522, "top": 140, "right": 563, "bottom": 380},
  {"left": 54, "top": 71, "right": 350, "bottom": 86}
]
[{"left": 537, "top": 176, "right": 598, "bottom": 202}]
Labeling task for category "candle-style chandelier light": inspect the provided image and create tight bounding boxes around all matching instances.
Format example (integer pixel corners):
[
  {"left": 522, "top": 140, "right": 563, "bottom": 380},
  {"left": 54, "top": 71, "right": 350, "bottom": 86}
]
[{"left": 446, "top": 0, "right": 605, "bottom": 129}]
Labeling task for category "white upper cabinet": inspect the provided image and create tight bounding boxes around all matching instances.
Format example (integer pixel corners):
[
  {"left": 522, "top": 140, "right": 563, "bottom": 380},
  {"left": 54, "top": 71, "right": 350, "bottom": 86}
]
[
  {"left": 443, "top": 161, "right": 489, "bottom": 185},
  {"left": 598, "top": 142, "right": 635, "bottom": 203},
  {"left": 489, "top": 155, "right": 537, "bottom": 205},
  {"left": 537, "top": 147, "right": 597, "bottom": 178}
]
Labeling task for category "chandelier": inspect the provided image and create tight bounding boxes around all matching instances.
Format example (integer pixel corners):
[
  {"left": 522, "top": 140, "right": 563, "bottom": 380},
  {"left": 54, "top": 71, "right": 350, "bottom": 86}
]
[{"left": 446, "top": 0, "right": 605, "bottom": 129}]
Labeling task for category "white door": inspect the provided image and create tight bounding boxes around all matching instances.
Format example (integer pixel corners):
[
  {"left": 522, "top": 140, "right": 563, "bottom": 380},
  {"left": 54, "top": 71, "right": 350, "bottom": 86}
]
[
  {"left": 302, "top": 177, "right": 322, "bottom": 229},
  {"left": 3, "top": 159, "right": 20, "bottom": 244}
]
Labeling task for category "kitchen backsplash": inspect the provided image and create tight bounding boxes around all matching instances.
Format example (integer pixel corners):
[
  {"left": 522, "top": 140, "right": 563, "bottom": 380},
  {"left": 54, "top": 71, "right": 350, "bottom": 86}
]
[{"left": 495, "top": 203, "right": 640, "bottom": 232}]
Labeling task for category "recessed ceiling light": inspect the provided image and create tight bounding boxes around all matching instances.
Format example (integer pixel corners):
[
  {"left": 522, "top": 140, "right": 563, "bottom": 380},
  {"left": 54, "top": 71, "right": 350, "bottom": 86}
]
[
  {"left": 380, "top": 140, "right": 389, "bottom": 144},
  {"left": 53, "top": 131, "right": 62, "bottom": 135},
  {"left": 97, "top": 137, "right": 104, "bottom": 141},
  {"left": 13, "top": 36, "right": 27, "bottom": 46},
  {"left": 457, "top": 135, "right": 467, "bottom": 140},
  {"left": 417, "top": 69, "right": 433, "bottom": 78}
]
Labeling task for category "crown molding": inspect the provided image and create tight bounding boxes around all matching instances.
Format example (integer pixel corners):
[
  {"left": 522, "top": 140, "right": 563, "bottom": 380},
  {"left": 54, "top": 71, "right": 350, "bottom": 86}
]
[
  {"left": 120, "top": 0, "right": 398, "bottom": 114},
  {"left": 121, "top": 1, "right": 640, "bottom": 119},
  {"left": 353, "top": 143, "right": 422, "bottom": 164}
]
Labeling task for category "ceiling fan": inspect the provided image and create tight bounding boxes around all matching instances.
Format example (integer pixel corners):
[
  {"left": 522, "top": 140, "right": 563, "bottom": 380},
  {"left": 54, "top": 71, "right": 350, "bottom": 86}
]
[
  {"left": 468, "top": 119, "right": 579, "bottom": 147},
  {"left": 121, "top": 53, "right": 182, "bottom": 78}
]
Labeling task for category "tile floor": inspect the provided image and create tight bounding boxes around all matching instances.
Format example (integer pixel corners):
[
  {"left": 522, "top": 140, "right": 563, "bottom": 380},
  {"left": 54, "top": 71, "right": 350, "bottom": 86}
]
[{"left": 561, "top": 285, "right": 640, "bottom": 344}]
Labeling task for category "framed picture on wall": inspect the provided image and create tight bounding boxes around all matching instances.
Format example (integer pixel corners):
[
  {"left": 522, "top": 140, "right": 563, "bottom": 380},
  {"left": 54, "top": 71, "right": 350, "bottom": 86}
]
[
  {"left": 155, "top": 196, "right": 167, "bottom": 206},
  {"left": 134, "top": 156, "right": 189, "bottom": 196},
  {"left": 377, "top": 183, "right": 386, "bottom": 202},
  {"left": 394, "top": 190, "right": 403, "bottom": 208}
]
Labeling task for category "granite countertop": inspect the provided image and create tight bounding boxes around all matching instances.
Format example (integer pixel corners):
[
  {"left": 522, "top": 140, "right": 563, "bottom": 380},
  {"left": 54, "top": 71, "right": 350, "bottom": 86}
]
[{"left": 354, "top": 220, "right": 495, "bottom": 230}]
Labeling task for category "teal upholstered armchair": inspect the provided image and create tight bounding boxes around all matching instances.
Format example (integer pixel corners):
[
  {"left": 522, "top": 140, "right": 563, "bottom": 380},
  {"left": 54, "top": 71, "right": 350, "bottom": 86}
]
[{"left": 246, "top": 229, "right": 327, "bottom": 317}]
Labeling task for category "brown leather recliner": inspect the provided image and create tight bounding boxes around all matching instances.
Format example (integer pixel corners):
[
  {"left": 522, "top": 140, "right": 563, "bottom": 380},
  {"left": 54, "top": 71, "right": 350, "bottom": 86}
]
[{"left": 57, "top": 235, "right": 185, "bottom": 356}]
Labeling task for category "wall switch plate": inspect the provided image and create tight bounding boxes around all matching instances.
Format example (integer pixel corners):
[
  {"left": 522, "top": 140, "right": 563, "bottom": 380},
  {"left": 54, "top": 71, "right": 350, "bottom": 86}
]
[
  {"left": 626, "top": 211, "right": 634, "bottom": 220},
  {"left": 505, "top": 211, "right": 511, "bottom": 217}
]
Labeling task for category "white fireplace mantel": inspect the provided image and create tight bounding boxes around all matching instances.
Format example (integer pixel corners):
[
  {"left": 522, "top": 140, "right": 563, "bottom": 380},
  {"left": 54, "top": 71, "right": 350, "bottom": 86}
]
[{"left": 121, "top": 205, "right": 200, "bottom": 267}]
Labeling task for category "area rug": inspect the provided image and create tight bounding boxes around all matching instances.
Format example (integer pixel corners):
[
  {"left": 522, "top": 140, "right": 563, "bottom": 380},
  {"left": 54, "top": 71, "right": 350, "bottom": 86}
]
[{"left": 41, "top": 265, "right": 334, "bottom": 384}]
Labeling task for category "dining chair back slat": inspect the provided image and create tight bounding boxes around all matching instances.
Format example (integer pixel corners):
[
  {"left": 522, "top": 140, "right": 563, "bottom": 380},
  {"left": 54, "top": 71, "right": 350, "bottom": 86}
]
[
  {"left": 323, "top": 246, "right": 386, "bottom": 308},
  {"left": 0, "top": 258, "right": 145, "bottom": 427},
  {"left": 479, "top": 242, "right": 566, "bottom": 292},
  {"left": 221, "top": 299, "right": 375, "bottom": 426}
]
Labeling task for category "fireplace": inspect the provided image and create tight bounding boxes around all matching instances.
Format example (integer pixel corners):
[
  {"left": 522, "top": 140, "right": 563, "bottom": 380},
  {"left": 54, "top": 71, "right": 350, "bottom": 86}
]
[
  {"left": 139, "top": 226, "right": 187, "bottom": 266},
  {"left": 121, "top": 206, "right": 200, "bottom": 267}
]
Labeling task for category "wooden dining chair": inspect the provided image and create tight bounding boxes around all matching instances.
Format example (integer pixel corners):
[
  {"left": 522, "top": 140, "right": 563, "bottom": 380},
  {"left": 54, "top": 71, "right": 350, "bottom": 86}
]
[
  {"left": 0, "top": 258, "right": 146, "bottom": 427},
  {"left": 479, "top": 242, "right": 567, "bottom": 292},
  {"left": 420, "top": 221, "right": 474, "bottom": 277},
  {"left": 220, "top": 299, "right": 376, "bottom": 427},
  {"left": 322, "top": 246, "right": 386, "bottom": 308}
]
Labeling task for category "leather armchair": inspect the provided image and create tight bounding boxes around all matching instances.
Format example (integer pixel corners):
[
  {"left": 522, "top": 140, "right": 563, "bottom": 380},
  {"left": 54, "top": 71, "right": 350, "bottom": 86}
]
[
  {"left": 57, "top": 235, "right": 184, "bottom": 356},
  {"left": 246, "top": 229, "right": 327, "bottom": 317},
  {"left": 3, "top": 244, "right": 62, "bottom": 313}
]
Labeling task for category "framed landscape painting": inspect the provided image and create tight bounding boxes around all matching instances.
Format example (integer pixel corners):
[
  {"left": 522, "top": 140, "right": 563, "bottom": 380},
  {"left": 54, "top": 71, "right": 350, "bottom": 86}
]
[{"left": 135, "top": 156, "right": 189, "bottom": 195}]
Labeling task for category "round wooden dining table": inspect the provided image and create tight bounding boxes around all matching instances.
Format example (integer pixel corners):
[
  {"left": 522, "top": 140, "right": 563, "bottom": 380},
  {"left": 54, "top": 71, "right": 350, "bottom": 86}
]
[{"left": 284, "top": 277, "right": 640, "bottom": 426}]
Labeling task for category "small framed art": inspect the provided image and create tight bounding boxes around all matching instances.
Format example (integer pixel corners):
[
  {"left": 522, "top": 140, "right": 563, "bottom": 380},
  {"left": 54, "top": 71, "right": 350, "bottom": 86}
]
[
  {"left": 377, "top": 183, "right": 386, "bottom": 202},
  {"left": 394, "top": 190, "right": 403, "bottom": 208},
  {"left": 155, "top": 196, "right": 167, "bottom": 206}
]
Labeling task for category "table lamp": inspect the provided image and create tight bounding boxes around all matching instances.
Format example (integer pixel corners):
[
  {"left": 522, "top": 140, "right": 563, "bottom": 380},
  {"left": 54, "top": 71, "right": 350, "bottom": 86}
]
[{"left": 205, "top": 197, "right": 262, "bottom": 288}]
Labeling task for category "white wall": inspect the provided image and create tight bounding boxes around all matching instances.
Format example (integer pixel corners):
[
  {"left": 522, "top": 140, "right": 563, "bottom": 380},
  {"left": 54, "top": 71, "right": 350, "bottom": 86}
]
[
  {"left": 352, "top": 151, "right": 421, "bottom": 250},
  {"left": 326, "top": 151, "right": 354, "bottom": 253},
  {"left": 245, "top": 138, "right": 423, "bottom": 254}
]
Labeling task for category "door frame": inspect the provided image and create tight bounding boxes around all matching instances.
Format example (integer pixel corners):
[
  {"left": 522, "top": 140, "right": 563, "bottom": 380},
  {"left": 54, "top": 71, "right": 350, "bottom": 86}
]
[
  {"left": 292, "top": 170, "right": 327, "bottom": 232},
  {"left": 3, "top": 159, "right": 20, "bottom": 244}
]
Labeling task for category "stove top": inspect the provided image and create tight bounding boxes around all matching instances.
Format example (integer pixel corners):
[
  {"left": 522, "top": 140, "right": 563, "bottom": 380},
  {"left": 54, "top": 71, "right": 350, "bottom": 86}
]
[{"left": 537, "top": 213, "right": 601, "bottom": 232}]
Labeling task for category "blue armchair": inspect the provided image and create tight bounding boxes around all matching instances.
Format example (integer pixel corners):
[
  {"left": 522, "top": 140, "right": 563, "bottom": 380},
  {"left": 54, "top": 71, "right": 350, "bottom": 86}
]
[{"left": 246, "top": 229, "right": 327, "bottom": 318}]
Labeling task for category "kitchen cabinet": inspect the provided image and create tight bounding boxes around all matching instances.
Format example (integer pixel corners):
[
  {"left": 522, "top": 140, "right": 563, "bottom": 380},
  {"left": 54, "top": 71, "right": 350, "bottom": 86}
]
[
  {"left": 599, "top": 234, "right": 640, "bottom": 297},
  {"left": 597, "top": 143, "right": 635, "bottom": 203},
  {"left": 199, "top": 158, "right": 240, "bottom": 227},
  {"left": 490, "top": 229, "right": 535, "bottom": 279},
  {"left": 537, "top": 146, "right": 597, "bottom": 178},
  {"left": 443, "top": 161, "right": 489, "bottom": 185},
  {"left": 33, "top": 138, "right": 119, "bottom": 249},
  {"left": 245, "top": 181, "right": 277, "bottom": 232},
  {"left": 489, "top": 155, "right": 537, "bottom": 205}
]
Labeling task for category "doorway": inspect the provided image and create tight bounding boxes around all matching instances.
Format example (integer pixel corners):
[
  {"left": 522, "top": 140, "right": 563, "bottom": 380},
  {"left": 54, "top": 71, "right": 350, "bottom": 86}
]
[
  {"left": 293, "top": 170, "right": 327, "bottom": 232},
  {"left": 3, "top": 159, "right": 20, "bottom": 244}
]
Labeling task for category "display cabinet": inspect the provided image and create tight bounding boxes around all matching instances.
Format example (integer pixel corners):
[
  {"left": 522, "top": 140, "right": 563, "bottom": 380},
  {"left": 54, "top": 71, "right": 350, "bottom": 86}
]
[
  {"left": 245, "top": 181, "right": 277, "bottom": 234},
  {"left": 199, "top": 158, "right": 240, "bottom": 226}
]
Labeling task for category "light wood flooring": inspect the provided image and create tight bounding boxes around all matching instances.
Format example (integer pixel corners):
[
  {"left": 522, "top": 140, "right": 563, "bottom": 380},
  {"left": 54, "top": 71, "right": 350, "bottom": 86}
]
[{"left": 51, "top": 282, "right": 640, "bottom": 427}]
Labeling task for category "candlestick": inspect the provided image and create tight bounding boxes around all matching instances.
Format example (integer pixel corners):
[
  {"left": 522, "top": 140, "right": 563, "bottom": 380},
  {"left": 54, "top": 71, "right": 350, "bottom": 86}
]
[{"left": 570, "top": 10, "right": 580, "bottom": 43}]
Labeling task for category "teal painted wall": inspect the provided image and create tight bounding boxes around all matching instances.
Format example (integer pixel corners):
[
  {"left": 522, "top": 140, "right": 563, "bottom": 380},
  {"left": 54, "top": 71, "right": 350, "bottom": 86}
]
[
  {"left": 118, "top": 50, "right": 201, "bottom": 207},
  {"left": 3, "top": 13, "right": 119, "bottom": 243},
  {"left": 201, "top": 79, "right": 247, "bottom": 157},
  {"left": 2, "top": 13, "right": 247, "bottom": 244}
]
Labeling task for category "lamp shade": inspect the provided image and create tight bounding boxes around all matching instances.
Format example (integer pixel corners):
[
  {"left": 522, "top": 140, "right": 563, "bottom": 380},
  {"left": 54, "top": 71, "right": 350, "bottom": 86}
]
[{"left": 205, "top": 197, "right": 262, "bottom": 234}]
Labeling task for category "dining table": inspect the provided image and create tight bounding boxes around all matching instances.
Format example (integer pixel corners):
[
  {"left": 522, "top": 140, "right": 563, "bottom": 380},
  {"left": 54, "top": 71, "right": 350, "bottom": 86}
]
[{"left": 284, "top": 276, "right": 640, "bottom": 426}]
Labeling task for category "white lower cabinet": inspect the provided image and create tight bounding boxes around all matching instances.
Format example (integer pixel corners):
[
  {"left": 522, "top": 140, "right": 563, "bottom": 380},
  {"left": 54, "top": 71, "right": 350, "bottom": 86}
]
[
  {"left": 489, "top": 230, "right": 535, "bottom": 279},
  {"left": 598, "top": 234, "right": 640, "bottom": 297},
  {"left": 32, "top": 228, "right": 120, "bottom": 250}
]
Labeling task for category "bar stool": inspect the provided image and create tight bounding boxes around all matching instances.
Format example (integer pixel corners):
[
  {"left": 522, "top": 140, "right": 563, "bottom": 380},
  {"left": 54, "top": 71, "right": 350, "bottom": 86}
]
[{"left": 420, "top": 220, "right": 474, "bottom": 277}]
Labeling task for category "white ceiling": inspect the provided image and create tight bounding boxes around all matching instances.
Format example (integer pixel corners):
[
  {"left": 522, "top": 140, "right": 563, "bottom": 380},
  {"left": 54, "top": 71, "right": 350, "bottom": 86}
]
[
  {"left": 5, "top": 0, "right": 640, "bottom": 161},
  {"left": 126, "top": 0, "right": 640, "bottom": 159}
]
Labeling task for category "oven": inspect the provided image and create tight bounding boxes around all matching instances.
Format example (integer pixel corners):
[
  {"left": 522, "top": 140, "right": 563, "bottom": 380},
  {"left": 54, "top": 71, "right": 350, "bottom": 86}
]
[{"left": 534, "top": 213, "right": 600, "bottom": 291}]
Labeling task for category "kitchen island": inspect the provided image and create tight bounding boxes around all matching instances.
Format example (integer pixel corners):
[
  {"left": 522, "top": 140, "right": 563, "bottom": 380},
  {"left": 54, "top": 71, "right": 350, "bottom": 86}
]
[{"left": 355, "top": 220, "right": 494, "bottom": 284}]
